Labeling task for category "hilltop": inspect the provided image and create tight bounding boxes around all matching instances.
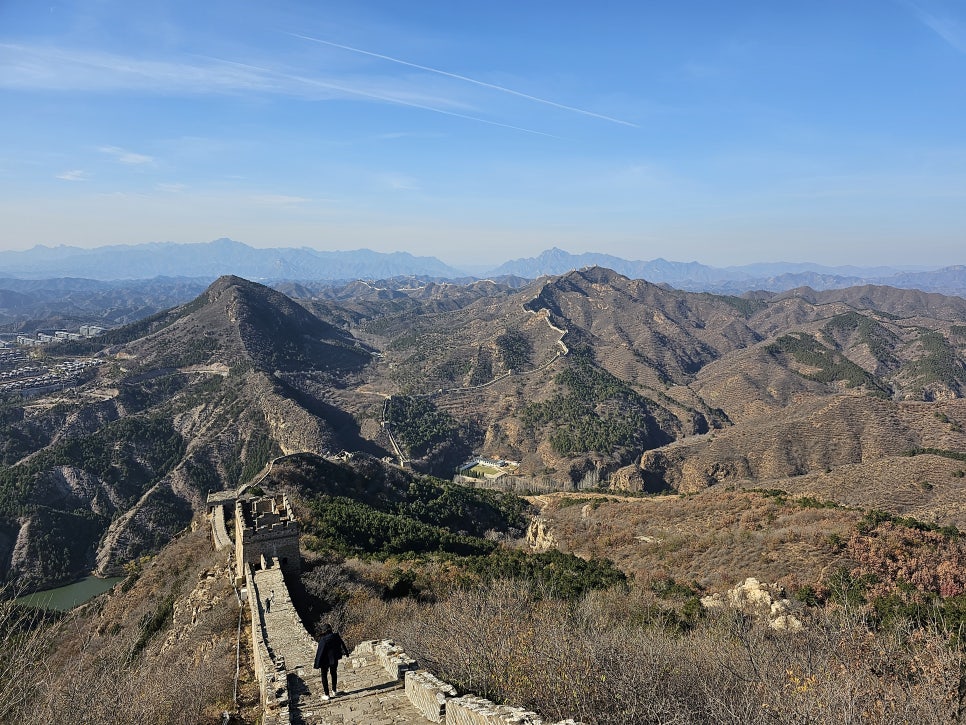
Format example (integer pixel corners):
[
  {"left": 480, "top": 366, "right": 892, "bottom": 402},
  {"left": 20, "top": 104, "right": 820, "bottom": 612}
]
[
  {"left": 2, "top": 267, "right": 966, "bottom": 591},
  {"left": 3, "top": 267, "right": 966, "bottom": 725},
  {"left": 356, "top": 267, "right": 966, "bottom": 493},
  {"left": 0, "top": 275, "right": 373, "bottom": 589}
]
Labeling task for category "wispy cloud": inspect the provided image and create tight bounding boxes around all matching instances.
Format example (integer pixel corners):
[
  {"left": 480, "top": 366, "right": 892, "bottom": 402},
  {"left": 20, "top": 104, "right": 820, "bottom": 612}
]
[
  {"left": 0, "top": 43, "right": 277, "bottom": 94},
  {"left": 217, "top": 58, "right": 560, "bottom": 138},
  {"left": 155, "top": 182, "right": 186, "bottom": 193},
  {"left": 100, "top": 146, "right": 154, "bottom": 165},
  {"left": 904, "top": 1, "right": 966, "bottom": 52},
  {"left": 1, "top": 42, "right": 476, "bottom": 110},
  {"left": 56, "top": 169, "right": 88, "bottom": 181},
  {"left": 0, "top": 43, "right": 560, "bottom": 137},
  {"left": 288, "top": 33, "right": 638, "bottom": 128}
]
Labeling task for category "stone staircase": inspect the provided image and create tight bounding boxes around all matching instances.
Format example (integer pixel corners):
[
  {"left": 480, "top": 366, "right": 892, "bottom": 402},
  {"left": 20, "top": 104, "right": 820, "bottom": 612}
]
[
  {"left": 215, "top": 498, "right": 581, "bottom": 725},
  {"left": 287, "top": 652, "right": 421, "bottom": 725}
]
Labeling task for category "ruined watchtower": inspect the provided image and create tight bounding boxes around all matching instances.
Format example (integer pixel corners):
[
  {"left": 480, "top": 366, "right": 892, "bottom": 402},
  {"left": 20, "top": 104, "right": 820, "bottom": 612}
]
[{"left": 235, "top": 494, "right": 301, "bottom": 580}]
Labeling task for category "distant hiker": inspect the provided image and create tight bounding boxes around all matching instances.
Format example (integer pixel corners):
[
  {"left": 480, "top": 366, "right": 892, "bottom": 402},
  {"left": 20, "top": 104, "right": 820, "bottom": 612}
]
[
  {"left": 314, "top": 622, "right": 350, "bottom": 700},
  {"left": 265, "top": 597, "right": 271, "bottom": 613}
]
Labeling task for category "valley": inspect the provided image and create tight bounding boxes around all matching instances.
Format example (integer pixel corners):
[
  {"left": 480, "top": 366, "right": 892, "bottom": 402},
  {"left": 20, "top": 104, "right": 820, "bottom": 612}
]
[
  {"left": 1, "top": 268, "right": 965, "bottom": 592},
  {"left": 1, "top": 267, "right": 966, "bottom": 724}
]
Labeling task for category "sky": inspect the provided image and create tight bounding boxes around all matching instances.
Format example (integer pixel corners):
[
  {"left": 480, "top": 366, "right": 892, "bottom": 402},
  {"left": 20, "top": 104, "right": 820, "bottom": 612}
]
[{"left": 1, "top": 0, "right": 965, "bottom": 270}]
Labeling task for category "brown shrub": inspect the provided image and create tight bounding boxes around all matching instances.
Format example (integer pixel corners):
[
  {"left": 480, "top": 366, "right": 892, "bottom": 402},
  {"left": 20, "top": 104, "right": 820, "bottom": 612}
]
[
  {"left": 848, "top": 522, "right": 966, "bottom": 599},
  {"left": 351, "top": 579, "right": 964, "bottom": 724},
  {"left": 4, "top": 526, "right": 249, "bottom": 724}
]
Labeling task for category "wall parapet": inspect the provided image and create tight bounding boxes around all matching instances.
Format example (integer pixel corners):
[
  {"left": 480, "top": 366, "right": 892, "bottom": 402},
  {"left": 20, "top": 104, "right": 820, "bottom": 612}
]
[
  {"left": 353, "top": 639, "right": 419, "bottom": 680},
  {"left": 244, "top": 563, "right": 291, "bottom": 723},
  {"left": 405, "top": 669, "right": 457, "bottom": 723},
  {"left": 445, "top": 695, "right": 582, "bottom": 725},
  {"left": 210, "top": 504, "right": 231, "bottom": 551}
]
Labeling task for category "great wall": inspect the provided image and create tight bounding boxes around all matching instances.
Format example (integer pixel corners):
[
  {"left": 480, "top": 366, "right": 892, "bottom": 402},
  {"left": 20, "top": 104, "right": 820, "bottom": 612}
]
[{"left": 206, "top": 491, "right": 581, "bottom": 725}]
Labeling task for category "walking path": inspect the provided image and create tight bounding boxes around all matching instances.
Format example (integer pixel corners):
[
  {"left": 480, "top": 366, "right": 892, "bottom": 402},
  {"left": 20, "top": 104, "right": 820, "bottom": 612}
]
[
  {"left": 249, "top": 565, "right": 425, "bottom": 725},
  {"left": 288, "top": 656, "right": 423, "bottom": 725}
]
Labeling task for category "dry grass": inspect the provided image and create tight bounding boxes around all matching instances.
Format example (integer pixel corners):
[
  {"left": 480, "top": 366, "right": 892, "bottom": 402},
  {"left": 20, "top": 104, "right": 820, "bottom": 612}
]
[
  {"left": 2, "top": 522, "right": 257, "bottom": 724},
  {"left": 533, "top": 490, "right": 860, "bottom": 592},
  {"left": 342, "top": 579, "right": 964, "bottom": 725},
  {"left": 758, "top": 454, "right": 966, "bottom": 528},
  {"left": 639, "top": 396, "right": 966, "bottom": 496}
]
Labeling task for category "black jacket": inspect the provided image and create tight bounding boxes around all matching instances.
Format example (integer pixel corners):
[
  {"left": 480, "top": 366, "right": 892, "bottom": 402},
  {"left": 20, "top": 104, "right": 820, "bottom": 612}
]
[{"left": 314, "top": 632, "right": 349, "bottom": 669}]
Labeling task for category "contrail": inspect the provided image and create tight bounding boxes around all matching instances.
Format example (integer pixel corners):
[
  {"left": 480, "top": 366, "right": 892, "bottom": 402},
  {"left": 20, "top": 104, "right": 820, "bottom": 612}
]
[
  {"left": 205, "top": 56, "right": 560, "bottom": 138},
  {"left": 288, "top": 32, "right": 638, "bottom": 128},
  {"left": 300, "top": 75, "right": 562, "bottom": 138}
]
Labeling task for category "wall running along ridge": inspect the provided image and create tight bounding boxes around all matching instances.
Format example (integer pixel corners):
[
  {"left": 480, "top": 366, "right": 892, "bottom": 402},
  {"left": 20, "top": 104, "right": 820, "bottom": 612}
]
[{"left": 219, "top": 495, "right": 582, "bottom": 724}]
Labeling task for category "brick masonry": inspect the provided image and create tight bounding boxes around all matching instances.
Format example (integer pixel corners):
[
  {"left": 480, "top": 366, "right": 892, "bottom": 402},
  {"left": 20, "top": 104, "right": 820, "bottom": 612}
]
[
  {"left": 228, "top": 492, "right": 582, "bottom": 724},
  {"left": 235, "top": 494, "right": 301, "bottom": 580},
  {"left": 210, "top": 503, "right": 232, "bottom": 550},
  {"left": 405, "top": 670, "right": 457, "bottom": 723}
]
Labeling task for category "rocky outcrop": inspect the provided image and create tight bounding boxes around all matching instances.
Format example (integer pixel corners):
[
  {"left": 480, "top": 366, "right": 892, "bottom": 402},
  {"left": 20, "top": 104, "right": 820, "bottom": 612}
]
[
  {"left": 161, "top": 561, "right": 234, "bottom": 653},
  {"left": 701, "top": 577, "right": 803, "bottom": 632},
  {"left": 609, "top": 463, "right": 645, "bottom": 492},
  {"left": 249, "top": 372, "right": 333, "bottom": 455},
  {"left": 525, "top": 517, "right": 556, "bottom": 552}
]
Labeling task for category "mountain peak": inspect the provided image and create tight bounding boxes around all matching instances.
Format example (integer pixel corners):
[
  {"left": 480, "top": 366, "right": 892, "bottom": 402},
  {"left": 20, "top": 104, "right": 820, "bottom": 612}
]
[
  {"left": 540, "top": 247, "right": 572, "bottom": 258},
  {"left": 206, "top": 273, "right": 259, "bottom": 295},
  {"left": 208, "top": 237, "right": 247, "bottom": 249}
]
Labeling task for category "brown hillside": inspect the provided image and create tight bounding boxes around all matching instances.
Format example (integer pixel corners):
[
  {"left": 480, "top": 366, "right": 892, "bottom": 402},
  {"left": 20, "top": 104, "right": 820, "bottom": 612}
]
[{"left": 529, "top": 490, "right": 859, "bottom": 591}]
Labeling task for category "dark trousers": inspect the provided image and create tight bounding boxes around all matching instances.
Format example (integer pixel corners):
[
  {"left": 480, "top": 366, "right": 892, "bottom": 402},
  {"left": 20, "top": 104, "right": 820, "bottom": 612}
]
[{"left": 320, "top": 662, "right": 338, "bottom": 695}]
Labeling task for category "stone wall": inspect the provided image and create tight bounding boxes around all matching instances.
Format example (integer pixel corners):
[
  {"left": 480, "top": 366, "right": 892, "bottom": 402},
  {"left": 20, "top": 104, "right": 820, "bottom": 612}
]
[
  {"left": 244, "top": 563, "right": 291, "bottom": 725},
  {"left": 445, "top": 695, "right": 555, "bottom": 725},
  {"left": 234, "top": 494, "right": 300, "bottom": 580},
  {"left": 405, "top": 670, "right": 456, "bottom": 723},
  {"left": 209, "top": 504, "right": 231, "bottom": 551},
  {"left": 353, "top": 639, "right": 418, "bottom": 680},
  {"left": 205, "top": 490, "right": 237, "bottom": 514}
]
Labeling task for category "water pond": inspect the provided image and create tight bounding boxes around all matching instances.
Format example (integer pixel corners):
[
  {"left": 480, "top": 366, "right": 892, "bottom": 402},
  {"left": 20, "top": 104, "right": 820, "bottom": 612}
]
[{"left": 16, "top": 575, "right": 124, "bottom": 611}]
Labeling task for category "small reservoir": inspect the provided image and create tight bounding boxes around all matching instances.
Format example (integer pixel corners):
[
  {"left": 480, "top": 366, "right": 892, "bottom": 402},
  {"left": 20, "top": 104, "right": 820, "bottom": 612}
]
[{"left": 16, "top": 576, "right": 124, "bottom": 611}]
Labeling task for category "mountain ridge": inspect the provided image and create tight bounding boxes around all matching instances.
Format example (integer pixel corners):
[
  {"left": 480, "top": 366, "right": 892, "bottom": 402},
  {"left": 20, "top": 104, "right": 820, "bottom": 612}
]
[
  {"left": 489, "top": 247, "right": 965, "bottom": 296},
  {"left": 0, "top": 238, "right": 464, "bottom": 281},
  {"left": 2, "top": 240, "right": 963, "bottom": 297},
  {"left": 2, "top": 267, "right": 966, "bottom": 592}
]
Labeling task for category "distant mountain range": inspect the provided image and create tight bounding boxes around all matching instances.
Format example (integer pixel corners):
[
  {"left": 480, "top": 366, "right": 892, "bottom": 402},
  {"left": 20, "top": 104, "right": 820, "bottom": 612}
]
[
  {"left": 488, "top": 248, "right": 966, "bottom": 296},
  {"left": 0, "top": 238, "right": 464, "bottom": 282},
  {"left": 0, "top": 239, "right": 963, "bottom": 297}
]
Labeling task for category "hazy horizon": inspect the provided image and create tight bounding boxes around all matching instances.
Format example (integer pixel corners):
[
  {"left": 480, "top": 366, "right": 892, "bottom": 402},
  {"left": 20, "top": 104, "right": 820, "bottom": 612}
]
[
  {"left": 2, "top": 1, "right": 965, "bottom": 268},
  {"left": 0, "top": 237, "right": 952, "bottom": 278}
]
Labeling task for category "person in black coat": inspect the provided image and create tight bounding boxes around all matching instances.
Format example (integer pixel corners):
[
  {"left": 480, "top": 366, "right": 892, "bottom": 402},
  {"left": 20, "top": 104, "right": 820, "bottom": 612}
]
[{"left": 314, "top": 622, "right": 350, "bottom": 700}]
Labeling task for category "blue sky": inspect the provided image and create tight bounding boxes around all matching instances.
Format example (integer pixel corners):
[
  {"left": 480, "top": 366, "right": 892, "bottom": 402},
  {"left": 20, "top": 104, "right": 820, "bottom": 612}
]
[{"left": 1, "top": 0, "right": 965, "bottom": 269}]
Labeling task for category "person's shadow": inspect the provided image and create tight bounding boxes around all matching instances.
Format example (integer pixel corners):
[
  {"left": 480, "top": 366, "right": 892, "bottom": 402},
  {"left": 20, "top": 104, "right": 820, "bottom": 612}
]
[{"left": 288, "top": 668, "right": 393, "bottom": 709}]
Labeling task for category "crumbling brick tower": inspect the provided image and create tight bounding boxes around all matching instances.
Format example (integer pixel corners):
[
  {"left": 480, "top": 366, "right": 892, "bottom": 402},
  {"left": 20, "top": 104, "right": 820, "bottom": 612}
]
[{"left": 235, "top": 494, "right": 301, "bottom": 580}]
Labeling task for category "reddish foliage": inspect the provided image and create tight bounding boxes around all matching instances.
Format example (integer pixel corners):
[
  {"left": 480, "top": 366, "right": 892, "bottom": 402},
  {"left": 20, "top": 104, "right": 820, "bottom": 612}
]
[{"left": 846, "top": 522, "right": 966, "bottom": 599}]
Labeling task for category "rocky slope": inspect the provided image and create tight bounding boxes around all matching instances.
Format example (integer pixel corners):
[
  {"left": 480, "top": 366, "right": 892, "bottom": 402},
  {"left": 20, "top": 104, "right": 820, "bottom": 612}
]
[
  {"left": 0, "top": 276, "right": 375, "bottom": 589},
  {"left": 3, "top": 267, "right": 966, "bottom": 590},
  {"left": 356, "top": 266, "right": 966, "bottom": 487}
]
